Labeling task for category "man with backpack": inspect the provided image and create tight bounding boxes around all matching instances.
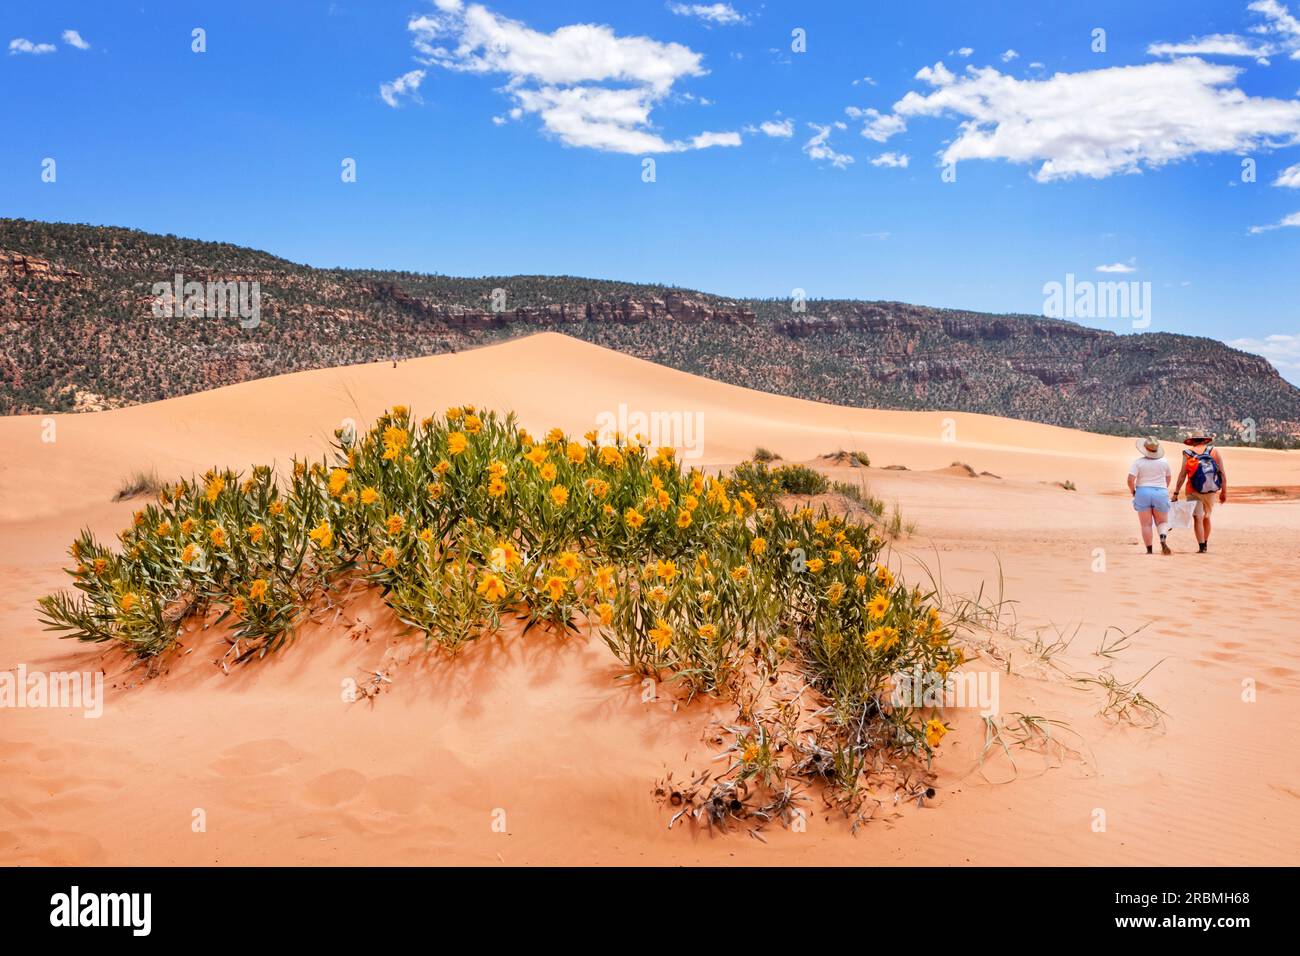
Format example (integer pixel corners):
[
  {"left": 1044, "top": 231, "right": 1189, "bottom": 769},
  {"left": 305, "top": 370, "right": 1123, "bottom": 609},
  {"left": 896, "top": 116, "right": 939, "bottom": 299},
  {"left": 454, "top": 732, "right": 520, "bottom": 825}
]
[{"left": 1172, "top": 436, "right": 1227, "bottom": 553}]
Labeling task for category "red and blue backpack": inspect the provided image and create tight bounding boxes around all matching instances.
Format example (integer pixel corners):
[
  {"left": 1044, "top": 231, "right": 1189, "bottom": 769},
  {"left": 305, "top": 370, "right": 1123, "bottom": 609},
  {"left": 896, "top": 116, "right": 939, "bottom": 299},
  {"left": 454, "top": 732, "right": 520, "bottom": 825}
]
[{"left": 1183, "top": 445, "right": 1221, "bottom": 494}]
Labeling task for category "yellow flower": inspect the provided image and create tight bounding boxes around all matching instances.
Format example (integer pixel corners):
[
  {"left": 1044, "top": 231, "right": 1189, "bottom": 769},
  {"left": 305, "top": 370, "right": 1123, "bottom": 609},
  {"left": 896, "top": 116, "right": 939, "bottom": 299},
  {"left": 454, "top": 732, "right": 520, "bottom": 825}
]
[
  {"left": 806, "top": 558, "right": 825, "bottom": 573},
  {"left": 539, "top": 462, "right": 557, "bottom": 482},
  {"left": 730, "top": 565, "right": 751, "bottom": 582},
  {"left": 205, "top": 474, "right": 225, "bottom": 504},
  {"left": 525, "top": 446, "right": 549, "bottom": 467},
  {"left": 418, "top": 528, "right": 434, "bottom": 544},
  {"left": 447, "top": 431, "right": 468, "bottom": 456},
  {"left": 489, "top": 541, "right": 521, "bottom": 570},
  {"left": 435, "top": 459, "right": 451, "bottom": 475},
  {"left": 875, "top": 566, "right": 895, "bottom": 589},
  {"left": 750, "top": 537, "right": 767, "bottom": 557},
  {"left": 381, "top": 425, "right": 408, "bottom": 460},
  {"left": 682, "top": 493, "right": 699, "bottom": 512},
  {"left": 550, "top": 485, "right": 570, "bottom": 507},
  {"left": 655, "top": 559, "right": 678, "bottom": 582},
  {"left": 360, "top": 487, "right": 380, "bottom": 506},
  {"left": 740, "top": 742, "right": 760, "bottom": 764},
  {"left": 487, "top": 476, "right": 507, "bottom": 498},
  {"left": 854, "top": 573, "right": 868, "bottom": 590},
  {"left": 120, "top": 592, "right": 139, "bottom": 612},
  {"left": 180, "top": 518, "right": 195, "bottom": 534},
  {"left": 594, "top": 565, "right": 617, "bottom": 595},
  {"left": 867, "top": 594, "right": 890, "bottom": 621},
  {"left": 557, "top": 551, "right": 581, "bottom": 578},
  {"left": 545, "top": 576, "right": 567, "bottom": 602},
  {"left": 269, "top": 501, "right": 284, "bottom": 517},
  {"left": 308, "top": 520, "right": 334, "bottom": 550},
  {"left": 328, "top": 468, "right": 349, "bottom": 497},
  {"left": 925, "top": 719, "right": 948, "bottom": 748},
  {"left": 391, "top": 405, "right": 408, "bottom": 418},
  {"left": 598, "top": 446, "right": 623, "bottom": 468},
  {"left": 596, "top": 602, "right": 614, "bottom": 627},
  {"left": 180, "top": 544, "right": 199, "bottom": 564},
  {"left": 648, "top": 585, "right": 669, "bottom": 604},
  {"left": 827, "top": 581, "right": 845, "bottom": 605},
  {"left": 547, "top": 427, "right": 565, "bottom": 445},
  {"left": 566, "top": 442, "right": 586, "bottom": 464},
  {"left": 157, "top": 520, "right": 172, "bottom": 536},
  {"left": 676, "top": 509, "right": 693, "bottom": 529},
  {"left": 625, "top": 507, "right": 646, "bottom": 529},
  {"left": 446, "top": 405, "right": 464, "bottom": 422},
  {"left": 246, "top": 523, "right": 265, "bottom": 544},
  {"left": 428, "top": 482, "right": 444, "bottom": 500},
  {"left": 477, "top": 572, "right": 508, "bottom": 602},
  {"left": 585, "top": 477, "right": 609, "bottom": 498},
  {"left": 379, "top": 546, "right": 399, "bottom": 569},
  {"left": 697, "top": 623, "right": 717, "bottom": 640},
  {"left": 386, "top": 513, "right": 405, "bottom": 535},
  {"left": 209, "top": 526, "right": 227, "bottom": 548},
  {"left": 464, "top": 414, "right": 483, "bottom": 434},
  {"left": 341, "top": 490, "right": 357, "bottom": 506},
  {"left": 230, "top": 596, "right": 247, "bottom": 618},
  {"left": 249, "top": 578, "right": 269, "bottom": 603},
  {"left": 828, "top": 549, "right": 842, "bottom": 565},
  {"left": 649, "top": 619, "right": 673, "bottom": 651}
]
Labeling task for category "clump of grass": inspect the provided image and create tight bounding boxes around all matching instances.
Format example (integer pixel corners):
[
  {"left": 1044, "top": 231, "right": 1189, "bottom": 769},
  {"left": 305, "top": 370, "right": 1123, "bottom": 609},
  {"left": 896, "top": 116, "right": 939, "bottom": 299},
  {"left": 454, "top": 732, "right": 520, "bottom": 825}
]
[
  {"left": 950, "top": 461, "right": 977, "bottom": 476},
  {"left": 831, "top": 480, "right": 885, "bottom": 517},
  {"left": 39, "top": 405, "right": 964, "bottom": 819},
  {"left": 821, "top": 450, "right": 870, "bottom": 468},
  {"left": 882, "top": 502, "right": 914, "bottom": 539},
  {"left": 113, "top": 468, "right": 166, "bottom": 502},
  {"left": 1062, "top": 480, "right": 1077, "bottom": 491},
  {"left": 752, "top": 446, "right": 782, "bottom": 463},
  {"left": 1073, "top": 660, "right": 1167, "bottom": 728}
]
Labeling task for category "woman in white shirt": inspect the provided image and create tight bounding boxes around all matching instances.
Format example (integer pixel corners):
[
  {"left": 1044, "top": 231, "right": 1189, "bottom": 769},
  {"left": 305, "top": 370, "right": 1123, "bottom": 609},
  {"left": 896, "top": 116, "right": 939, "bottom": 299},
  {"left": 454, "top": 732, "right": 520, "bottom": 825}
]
[{"left": 1128, "top": 436, "right": 1172, "bottom": 555}]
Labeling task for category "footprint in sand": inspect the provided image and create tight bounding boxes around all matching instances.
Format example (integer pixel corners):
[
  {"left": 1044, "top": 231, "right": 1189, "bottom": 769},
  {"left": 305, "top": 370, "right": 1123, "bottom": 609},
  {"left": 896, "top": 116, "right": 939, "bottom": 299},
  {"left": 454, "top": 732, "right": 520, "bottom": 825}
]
[
  {"left": 209, "top": 738, "right": 306, "bottom": 777},
  {"left": 302, "top": 768, "right": 368, "bottom": 807}
]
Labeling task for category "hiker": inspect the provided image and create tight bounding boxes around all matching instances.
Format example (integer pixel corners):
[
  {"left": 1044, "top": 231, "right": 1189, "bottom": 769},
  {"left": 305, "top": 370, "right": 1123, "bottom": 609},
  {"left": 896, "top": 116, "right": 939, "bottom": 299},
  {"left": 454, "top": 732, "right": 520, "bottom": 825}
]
[
  {"left": 1128, "top": 436, "right": 1172, "bottom": 555},
  {"left": 1172, "top": 435, "right": 1227, "bottom": 553}
]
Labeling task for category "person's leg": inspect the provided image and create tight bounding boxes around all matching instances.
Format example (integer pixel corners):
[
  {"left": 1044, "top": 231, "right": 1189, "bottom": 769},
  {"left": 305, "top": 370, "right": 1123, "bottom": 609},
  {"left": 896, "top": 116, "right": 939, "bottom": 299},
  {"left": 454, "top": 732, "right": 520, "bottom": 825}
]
[
  {"left": 1155, "top": 508, "right": 1172, "bottom": 554},
  {"left": 1192, "top": 498, "right": 1207, "bottom": 550},
  {"left": 1202, "top": 512, "right": 1212, "bottom": 545},
  {"left": 1138, "top": 509, "right": 1155, "bottom": 551}
]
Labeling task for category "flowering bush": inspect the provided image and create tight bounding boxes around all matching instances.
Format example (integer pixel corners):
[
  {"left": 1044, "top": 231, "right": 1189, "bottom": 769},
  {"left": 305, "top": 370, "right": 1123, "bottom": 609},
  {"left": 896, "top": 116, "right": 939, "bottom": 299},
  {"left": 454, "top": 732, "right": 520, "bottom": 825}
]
[{"left": 39, "top": 406, "right": 961, "bottom": 803}]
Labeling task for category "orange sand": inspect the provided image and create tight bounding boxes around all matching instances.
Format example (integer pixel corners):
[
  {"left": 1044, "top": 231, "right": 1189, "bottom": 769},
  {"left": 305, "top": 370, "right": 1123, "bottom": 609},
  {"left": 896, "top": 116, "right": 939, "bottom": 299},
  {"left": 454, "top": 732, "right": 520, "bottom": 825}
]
[{"left": 2, "top": 332, "right": 1298, "bottom": 865}]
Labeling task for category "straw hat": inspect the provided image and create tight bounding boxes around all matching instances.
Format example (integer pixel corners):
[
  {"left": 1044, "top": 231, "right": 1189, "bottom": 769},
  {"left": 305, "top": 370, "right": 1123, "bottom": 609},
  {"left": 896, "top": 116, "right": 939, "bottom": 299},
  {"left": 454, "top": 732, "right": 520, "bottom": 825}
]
[{"left": 1135, "top": 436, "right": 1165, "bottom": 459}]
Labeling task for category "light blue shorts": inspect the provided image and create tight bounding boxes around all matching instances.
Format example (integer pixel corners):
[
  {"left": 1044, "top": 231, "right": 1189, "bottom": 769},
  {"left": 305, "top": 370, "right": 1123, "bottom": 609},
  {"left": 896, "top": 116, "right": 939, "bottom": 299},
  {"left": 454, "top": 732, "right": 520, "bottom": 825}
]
[{"left": 1132, "top": 486, "right": 1170, "bottom": 513}]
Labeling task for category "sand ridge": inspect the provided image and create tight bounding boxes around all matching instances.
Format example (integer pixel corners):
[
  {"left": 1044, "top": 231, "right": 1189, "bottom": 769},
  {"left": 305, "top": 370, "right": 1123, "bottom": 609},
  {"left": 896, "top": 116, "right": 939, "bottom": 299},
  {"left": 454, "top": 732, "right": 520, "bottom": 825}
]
[{"left": 2, "top": 332, "right": 1298, "bottom": 865}]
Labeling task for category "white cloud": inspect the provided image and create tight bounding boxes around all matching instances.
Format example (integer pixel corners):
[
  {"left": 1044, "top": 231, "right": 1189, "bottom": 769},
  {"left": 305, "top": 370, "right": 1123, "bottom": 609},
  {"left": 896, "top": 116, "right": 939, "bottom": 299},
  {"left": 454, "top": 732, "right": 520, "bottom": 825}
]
[
  {"left": 691, "top": 130, "right": 741, "bottom": 148},
  {"left": 1275, "top": 162, "right": 1300, "bottom": 186},
  {"left": 846, "top": 106, "right": 907, "bottom": 142},
  {"left": 402, "top": 2, "right": 736, "bottom": 153},
  {"left": 863, "top": 58, "right": 1300, "bottom": 182},
  {"left": 666, "top": 3, "right": 747, "bottom": 25},
  {"left": 1248, "top": 210, "right": 1300, "bottom": 232},
  {"left": 749, "top": 118, "right": 793, "bottom": 138},
  {"left": 851, "top": 75, "right": 877, "bottom": 86},
  {"left": 1149, "top": 0, "right": 1300, "bottom": 61},
  {"left": 1228, "top": 332, "right": 1300, "bottom": 382},
  {"left": 804, "top": 122, "right": 854, "bottom": 168},
  {"left": 1096, "top": 261, "right": 1137, "bottom": 273},
  {"left": 1000, "top": 49, "right": 1019, "bottom": 62},
  {"left": 870, "top": 151, "right": 910, "bottom": 168},
  {"left": 9, "top": 38, "right": 56, "bottom": 55},
  {"left": 951, "top": 47, "right": 974, "bottom": 58},
  {"left": 61, "top": 29, "right": 90, "bottom": 50},
  {"left": 380, "top": 69, "right": 427, "bottom": 107}
]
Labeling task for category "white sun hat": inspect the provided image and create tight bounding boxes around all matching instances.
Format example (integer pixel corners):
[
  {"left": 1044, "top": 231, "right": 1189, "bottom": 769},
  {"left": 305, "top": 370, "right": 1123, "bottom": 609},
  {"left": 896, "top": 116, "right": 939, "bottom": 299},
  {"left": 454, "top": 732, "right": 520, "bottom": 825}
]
[{"left": 1135, "top": 436, "right": 1165, "bottom": 460}]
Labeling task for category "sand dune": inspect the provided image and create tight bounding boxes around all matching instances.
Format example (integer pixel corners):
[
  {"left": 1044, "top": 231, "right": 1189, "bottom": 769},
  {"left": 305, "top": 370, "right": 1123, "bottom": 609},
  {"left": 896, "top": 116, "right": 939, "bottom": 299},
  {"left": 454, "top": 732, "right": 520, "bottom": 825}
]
[{"left": 3, "top": 332, "right": 1299, "bottom": 865}]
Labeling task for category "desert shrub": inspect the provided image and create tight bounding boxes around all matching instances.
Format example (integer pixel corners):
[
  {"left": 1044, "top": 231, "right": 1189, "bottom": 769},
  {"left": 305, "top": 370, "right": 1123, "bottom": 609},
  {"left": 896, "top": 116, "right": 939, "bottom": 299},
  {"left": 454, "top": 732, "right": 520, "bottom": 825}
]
[
  {"left": 773, "top": 463, "right": 830, "bottom": 496},
  {"left": 113, "top": 468, "right": 166, "bottom": 501},
  {"left": 39, "top": 406, "right": 961, "bottom": 810},
  {"left": 832, "top": 480, "right": 885, "bottom": 517},
  {"left": 752, "top": 446, "right": 781, "bottom": 463}
]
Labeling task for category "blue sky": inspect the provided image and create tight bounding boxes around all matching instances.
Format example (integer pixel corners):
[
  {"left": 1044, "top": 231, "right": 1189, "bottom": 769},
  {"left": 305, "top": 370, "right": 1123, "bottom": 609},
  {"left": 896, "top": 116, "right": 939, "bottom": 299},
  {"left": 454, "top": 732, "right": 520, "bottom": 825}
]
[{"left": 4, "top": 0, "right": 1300, "bottom": 380}]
